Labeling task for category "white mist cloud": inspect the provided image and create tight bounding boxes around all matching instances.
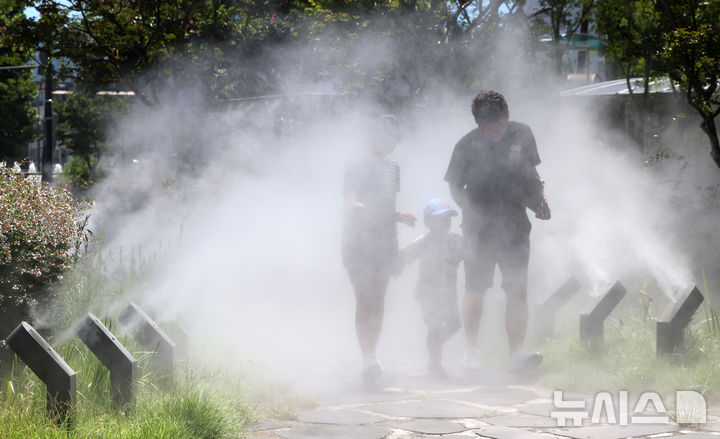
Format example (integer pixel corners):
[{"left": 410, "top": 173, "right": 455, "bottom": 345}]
[{"left": 80, "top": 23, "right": 720, "bottom": 390}]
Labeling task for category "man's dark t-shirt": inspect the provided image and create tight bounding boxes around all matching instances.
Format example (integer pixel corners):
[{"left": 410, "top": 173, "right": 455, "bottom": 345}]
[{"left": 444, "top": 121, "right": 542, "bottom": 237}]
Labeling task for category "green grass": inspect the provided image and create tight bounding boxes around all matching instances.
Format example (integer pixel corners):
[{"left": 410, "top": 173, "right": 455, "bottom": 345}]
[
  {"left": 540, "top": 305, "right": 720, "bottom": 401},
  {"left": 1, "top": 349, "right": 256, "bottom": 439},
  {"left": 0, "top": 241, "right": 306, "bottom": 438}
]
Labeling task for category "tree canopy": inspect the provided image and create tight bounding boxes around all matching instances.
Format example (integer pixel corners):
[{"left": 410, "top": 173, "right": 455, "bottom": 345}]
[
  {"left": 1, "top": 0, "right": 719, "bottom": 169},
  {"left": 595, "top": 0, "right": 720, "bottom": 168},
  {"left": 0, "top": 0, "right": 39, "bottom": 163}
]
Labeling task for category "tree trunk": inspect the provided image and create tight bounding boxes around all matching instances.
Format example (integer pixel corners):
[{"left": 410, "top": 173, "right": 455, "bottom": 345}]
[
  {"left": 554, "top": 46, "right": 564, "bottom": 77},
  {"left": 701, "top": 117, "right": 720, "bottom": 169}
]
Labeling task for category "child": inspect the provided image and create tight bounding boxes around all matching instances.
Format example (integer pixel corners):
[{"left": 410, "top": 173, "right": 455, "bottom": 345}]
[
  {"left": 399, "top": 198, "right": 464, "bottom": 377},
  {"left": 342, "top": 114, "right": 417, "bottom": 386}
]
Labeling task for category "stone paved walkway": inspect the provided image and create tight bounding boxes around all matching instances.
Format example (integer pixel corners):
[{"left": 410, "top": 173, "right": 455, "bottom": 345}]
[{"left": 244, "top": 366, "right": 720, "bottom": 439}]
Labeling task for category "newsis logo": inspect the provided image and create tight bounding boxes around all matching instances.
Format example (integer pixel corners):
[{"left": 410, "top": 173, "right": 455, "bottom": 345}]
[{"left": 550, "top": 390, "right": 707, "bottom": 426}]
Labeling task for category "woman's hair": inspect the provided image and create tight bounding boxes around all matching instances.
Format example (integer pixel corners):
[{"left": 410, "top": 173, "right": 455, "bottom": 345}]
[{"left": 375, "top": 114, "right": 400, "bottom": 136}]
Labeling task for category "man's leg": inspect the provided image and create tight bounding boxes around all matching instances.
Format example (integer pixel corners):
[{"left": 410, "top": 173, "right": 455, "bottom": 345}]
[
  {"left": 462, "top": 228, "right": 495, "bottom": 368},
  {"left": 504, "top": 287, "right": 528, "bottom": 354},
  {"left": 462, "top": 292, "right": 484, "bottom": 349},
  {"left": 500, "top": 236, "right": 542, "bottom": 373}
]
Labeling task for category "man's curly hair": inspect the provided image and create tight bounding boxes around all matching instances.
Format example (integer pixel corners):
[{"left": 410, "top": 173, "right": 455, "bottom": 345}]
[{"left": 471, "top": 90, "right": 508, "bottom": 124}]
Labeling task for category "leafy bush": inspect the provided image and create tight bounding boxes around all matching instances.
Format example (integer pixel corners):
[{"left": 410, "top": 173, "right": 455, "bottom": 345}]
[
  {"left": 56, "top": 92, "right": 131, "bottom": 187},
  {"left": 0, "top": 162, "right": 89, "bottom": 349}
]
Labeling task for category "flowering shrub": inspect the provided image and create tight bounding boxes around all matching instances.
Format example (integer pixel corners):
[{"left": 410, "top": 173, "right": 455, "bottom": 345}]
[{"left": 0, "top": 162, "right": 90, "bottom": 335}]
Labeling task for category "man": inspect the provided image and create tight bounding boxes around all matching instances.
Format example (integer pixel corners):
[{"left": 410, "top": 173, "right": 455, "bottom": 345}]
[{"left": 444, "top": 90, "right": 551, "bottom": 373}]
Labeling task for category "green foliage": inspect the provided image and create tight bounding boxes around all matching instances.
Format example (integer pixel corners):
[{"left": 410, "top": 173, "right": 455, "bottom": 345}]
[
  {"left": 0, "top": 0, "right": 40, "bottom": 162},
  {"left": 661, "top": 25, "right": 720, "bottom": 116},
  {"left": 0, "top": 240, "right": 312, "bottom": 438},
  {"left": 55, "top": 92, "right": 131, "bottom": 186},
  {"left": 0, "top": 163, "right": 90, "bottom": 358},
  {"left": 2, "top": 0, "right": 300, "bottom": 105},
  {"left": 542, "top": 308, "right": 720, "bottom": 398},
  {"left": 1, "top": 358, "right": 254, "bottom": 439},
  {"left": 595, "top": 0, "right": 720, "bottom": 167},
  {"left": 535, "top": 0, "right": 596, "bottom": 75},
  {"left": 657, "top": 0, "right": 720, "bottom": 167},
  {"left": 595, "top": 0, "right": 664, "bottom": 80}
]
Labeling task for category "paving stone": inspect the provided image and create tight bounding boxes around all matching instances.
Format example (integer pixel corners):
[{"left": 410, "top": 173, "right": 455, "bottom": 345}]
[
  {"left": 705, "top": 405, "right": 720, "bottom": 418},
  {"left": 474, "top": 425, "right": 557, "bottom": 439},
  {"left": 446, "top": 388, "right": 540, "bottom": 406},
  {"left": 312, "top": 390, "right": 412, "bottom": 406},
  {"left": 274, "top": 424, "right": 391, "bottom": 439},
  {"left": 661, "top": 435, "right": 720, "bottom": 438},
  {"left": 364, "top": 400, "right": 492, "bottom": 419},
  {"left": 550, "top": 424, "right": 679, "bottom": 439},
  {"left": 702, "top": 423, "right": 720, "bottom": 432},
  {"left": 246, "top": 420, "right": 293, "bottom": 431},
  {"left": 430, "top": 435, "right": 479, "bottom": 438},
  {"left": 483, "top": 416, "right": 559, "bottom": 428},
  {"left": 518, "top": 403, "right": 554, "bottom": 417},
  {"left": 391, "top": 419, "right": 469, "bottom": 434},
  {"left": 297, "top": 408, "right": 383, "bottom": 425},
  {"left": 393, "top": 372, "right": 507, "bottom": 391}
]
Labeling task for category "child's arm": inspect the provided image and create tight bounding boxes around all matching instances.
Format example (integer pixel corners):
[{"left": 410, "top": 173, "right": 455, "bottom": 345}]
[
  {"left": 395, "top": 236, "right": 424, "bottom": 276},
  {"left": 396, "top": 211, "right": 417, "bottom": 227}
]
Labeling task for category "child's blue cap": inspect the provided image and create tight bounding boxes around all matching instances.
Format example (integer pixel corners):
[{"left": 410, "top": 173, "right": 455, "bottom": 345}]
[{"left": 423, "top": 198, "right": 458, "bottom": 218}]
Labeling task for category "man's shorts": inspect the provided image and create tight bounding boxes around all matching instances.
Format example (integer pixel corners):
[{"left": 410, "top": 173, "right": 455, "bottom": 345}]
[{"left": 463, "top": 226, "right": 530, "bottom": 295}]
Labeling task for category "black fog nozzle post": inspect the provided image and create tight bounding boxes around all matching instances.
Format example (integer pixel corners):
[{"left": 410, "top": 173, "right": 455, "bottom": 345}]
[
  {"left": 6, "top": 322, "right": 76, "bottom": 423},
  {"left": 139, "top": 305, "right": 189, "bottom": 361},
  {"left": 657, "top": 286, "right": 704, "bottom": 355},
  {"left": 76, "top": 313, "right": 137, "bottom": 409},
  {"left": 579, "top": 280, "right": 627, "bottom": 350},
  {"left": 118, "top": 303, "right": 176, "bottom": 380},
  {"left": 534, "top": 276, "right": 583, "bottom": 340},
  {"left": 163, "top": 323, "right": 188, "bottom": 361}
]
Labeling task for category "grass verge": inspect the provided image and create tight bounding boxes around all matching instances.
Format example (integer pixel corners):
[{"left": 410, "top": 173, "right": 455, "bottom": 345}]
[{"left": 0, "top": 241, "right": 306, "bottom": 438}]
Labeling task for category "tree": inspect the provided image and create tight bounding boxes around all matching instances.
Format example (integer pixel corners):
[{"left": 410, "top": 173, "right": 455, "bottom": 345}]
[
  {"left": 4, "top": 0, "right": 295, "bottom": 106},
  {"left": 595, "top": 0, "right": 664, "bottom": 94},
  {"left": 0, "top": 0, "right": 39, "bottom": 163},
  {"left": 657, "top": 0, "right": 720, "bottom": 169},
  {"left": 595, "top": 0, "right": 665, "bottom": 150},
  {"left": 534, "top": 0, "right": 595, "bottom": 77},
  {"left": 55, "top": 91, "right": 132, "bottom": 185},
  {"left": 595, "top": 0, "right": 720, "bottom": 168}
]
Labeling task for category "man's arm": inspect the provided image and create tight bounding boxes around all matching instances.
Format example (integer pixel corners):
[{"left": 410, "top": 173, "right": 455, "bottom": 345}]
[
  {"left": 449, "top": 182, "right": 469, "bottom": 212},
  {"left": 525, "top": 167, "right": 551, "bottom": 220}
]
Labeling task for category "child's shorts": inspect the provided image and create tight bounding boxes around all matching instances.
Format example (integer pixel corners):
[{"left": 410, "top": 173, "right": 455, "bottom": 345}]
[{"left": 416, "top": 290, "right": 461, "bottom": 333}]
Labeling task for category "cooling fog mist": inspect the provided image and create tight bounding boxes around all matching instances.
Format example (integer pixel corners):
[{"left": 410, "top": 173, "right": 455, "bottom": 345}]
[{"left": 80, "top": 31, "right": 720, "bottom": 392}]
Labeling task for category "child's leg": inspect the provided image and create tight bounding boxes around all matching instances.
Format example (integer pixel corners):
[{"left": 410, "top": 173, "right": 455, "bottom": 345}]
[
  {"left": 427, "top": 325, "right": 460, "bottom": 374},
  {"left": 427, "top": 329, "right": 443, "bottom": 367}
]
